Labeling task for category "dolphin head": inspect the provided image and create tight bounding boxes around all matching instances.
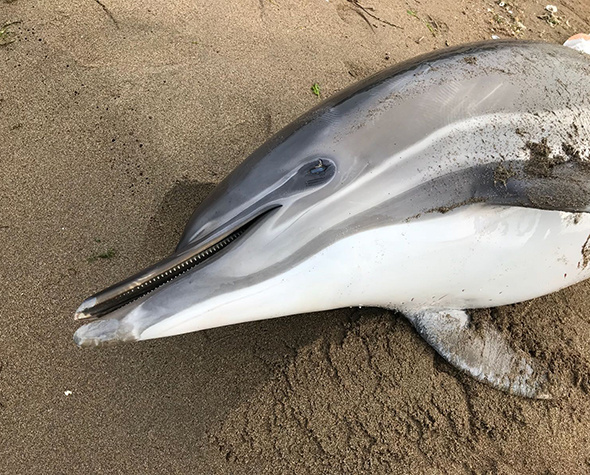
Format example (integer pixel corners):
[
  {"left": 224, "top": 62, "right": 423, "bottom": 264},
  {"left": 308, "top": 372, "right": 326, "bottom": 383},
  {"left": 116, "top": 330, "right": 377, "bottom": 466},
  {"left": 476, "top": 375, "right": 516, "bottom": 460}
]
[{"left": 74, "top": 107, "right": 353, "bottom": 346}]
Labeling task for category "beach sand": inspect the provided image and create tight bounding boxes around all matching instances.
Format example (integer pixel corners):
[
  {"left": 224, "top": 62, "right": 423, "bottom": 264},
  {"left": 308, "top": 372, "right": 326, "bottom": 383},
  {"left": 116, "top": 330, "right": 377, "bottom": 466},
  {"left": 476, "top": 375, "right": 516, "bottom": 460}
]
[{"left": 2, "top": 0, "right": 590, "bottom": 472}]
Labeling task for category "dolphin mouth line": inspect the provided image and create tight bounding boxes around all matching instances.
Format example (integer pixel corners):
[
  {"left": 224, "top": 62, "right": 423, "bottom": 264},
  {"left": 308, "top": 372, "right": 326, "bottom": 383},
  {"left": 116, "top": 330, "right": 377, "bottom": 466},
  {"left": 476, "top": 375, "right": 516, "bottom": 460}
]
[{"left": 74, "top": 206, "right": 281, "bottom": 322}]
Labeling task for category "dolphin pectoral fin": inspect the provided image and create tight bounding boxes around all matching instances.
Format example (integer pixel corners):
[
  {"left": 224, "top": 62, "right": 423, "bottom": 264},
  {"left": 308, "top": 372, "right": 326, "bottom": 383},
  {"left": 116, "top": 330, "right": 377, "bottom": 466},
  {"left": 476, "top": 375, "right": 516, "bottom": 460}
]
[{"left": 405, "top": 309, "right": 551, "bottom": 399}]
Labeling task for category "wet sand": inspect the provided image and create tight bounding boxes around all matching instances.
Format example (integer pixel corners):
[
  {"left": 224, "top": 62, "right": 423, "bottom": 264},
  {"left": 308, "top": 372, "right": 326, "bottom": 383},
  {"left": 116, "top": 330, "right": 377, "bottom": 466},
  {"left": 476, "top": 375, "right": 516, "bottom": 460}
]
[{"left": 1, "top": 0, "right": 590, "bottom": 472}]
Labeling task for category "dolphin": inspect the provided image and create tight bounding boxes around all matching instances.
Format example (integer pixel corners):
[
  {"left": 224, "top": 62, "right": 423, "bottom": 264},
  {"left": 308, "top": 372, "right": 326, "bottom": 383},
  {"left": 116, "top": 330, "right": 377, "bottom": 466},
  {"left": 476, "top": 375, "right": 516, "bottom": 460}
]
[{"left": 74, "top": 41, "right": 590, "bottom": 398}]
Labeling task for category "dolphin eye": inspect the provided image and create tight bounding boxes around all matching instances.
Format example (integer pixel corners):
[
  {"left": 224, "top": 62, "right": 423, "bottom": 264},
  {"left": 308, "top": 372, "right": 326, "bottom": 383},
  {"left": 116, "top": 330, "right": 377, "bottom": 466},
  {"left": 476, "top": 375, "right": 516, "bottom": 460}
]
[
  {"left": 310, "top": 159, "right": 327, "bottom": 174},
  {"left": 284, "top": 158, "right": 336, "bottom": 194},
  {"left": 302, "top": 157, "right": 335, "bottom": 187}
]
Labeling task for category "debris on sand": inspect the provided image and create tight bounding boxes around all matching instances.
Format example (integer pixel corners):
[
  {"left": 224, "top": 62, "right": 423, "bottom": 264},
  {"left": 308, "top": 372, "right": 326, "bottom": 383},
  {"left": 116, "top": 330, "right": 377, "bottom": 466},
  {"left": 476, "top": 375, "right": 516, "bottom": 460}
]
[
  {"left": 490, "top": 1, "right": 526, "bottom": 36},
  {"left": 87, "top": 248, "right": 117, "bottom": 263},
  {"left": 545, "top": 5, "right": 558, "bottom": 13},
  {"left": 0, "top": 21, "right": 20, "bottom": 46},
  {"left": 406, "top": 9, "right": 445, "bottom": 37},
  {"left": 311, "top": 83, "right": 321, "bottom": 98},
  {"left": 538, "top": 5, "right": 561, "bottom": 27}
]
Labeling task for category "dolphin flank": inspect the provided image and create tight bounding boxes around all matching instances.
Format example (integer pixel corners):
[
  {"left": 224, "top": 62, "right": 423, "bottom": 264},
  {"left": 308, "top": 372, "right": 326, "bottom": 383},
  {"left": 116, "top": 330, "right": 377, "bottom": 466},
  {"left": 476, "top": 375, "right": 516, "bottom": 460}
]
[{"left": 74, "top": 41, "right": 590, "bottom": 399}]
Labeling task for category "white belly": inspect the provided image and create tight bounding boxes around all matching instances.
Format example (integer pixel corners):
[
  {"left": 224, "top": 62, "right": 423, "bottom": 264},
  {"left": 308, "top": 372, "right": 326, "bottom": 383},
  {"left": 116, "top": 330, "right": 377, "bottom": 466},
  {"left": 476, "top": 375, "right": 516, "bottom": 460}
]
[
  {"left": 348, "top": 205, "right": 590, "bottom": 310},
  {"left": 140, "top": 204, "right": 590, "bottom": 340}
]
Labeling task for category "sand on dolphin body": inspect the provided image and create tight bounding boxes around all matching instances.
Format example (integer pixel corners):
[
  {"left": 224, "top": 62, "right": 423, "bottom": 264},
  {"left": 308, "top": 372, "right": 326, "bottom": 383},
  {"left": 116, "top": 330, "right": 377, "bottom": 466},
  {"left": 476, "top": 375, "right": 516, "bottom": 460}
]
[{"left": 1, "top": 0, "right": 590, "bottom": 473}]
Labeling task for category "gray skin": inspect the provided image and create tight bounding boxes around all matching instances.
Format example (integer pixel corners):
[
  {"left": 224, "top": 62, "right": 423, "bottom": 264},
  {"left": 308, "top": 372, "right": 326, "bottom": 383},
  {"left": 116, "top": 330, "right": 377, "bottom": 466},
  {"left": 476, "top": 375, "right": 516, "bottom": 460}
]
[{"left": 75, "top": 41, "right": 590, "bottom": 397}]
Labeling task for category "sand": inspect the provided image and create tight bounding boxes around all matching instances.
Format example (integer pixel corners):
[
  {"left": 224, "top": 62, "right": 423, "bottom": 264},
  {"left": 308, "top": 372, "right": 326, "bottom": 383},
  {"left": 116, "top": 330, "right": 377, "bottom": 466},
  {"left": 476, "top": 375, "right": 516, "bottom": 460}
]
[{"left": 1, "top": 0, "right": 590, "bottom": 473}]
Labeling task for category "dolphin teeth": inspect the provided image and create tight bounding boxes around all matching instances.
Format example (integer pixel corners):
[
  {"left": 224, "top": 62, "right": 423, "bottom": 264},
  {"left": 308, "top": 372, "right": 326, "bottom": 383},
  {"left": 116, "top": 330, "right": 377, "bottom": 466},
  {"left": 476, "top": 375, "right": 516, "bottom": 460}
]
[{"left": 76, "top": 207, "right": 278, "bottom": 321}]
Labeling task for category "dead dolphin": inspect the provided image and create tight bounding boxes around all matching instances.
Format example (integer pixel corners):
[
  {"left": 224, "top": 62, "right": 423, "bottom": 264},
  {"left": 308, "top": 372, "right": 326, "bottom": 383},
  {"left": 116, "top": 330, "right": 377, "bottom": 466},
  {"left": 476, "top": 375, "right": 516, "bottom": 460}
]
[{"left": 74, "top": 41, "right": 590, "bottom": 398}]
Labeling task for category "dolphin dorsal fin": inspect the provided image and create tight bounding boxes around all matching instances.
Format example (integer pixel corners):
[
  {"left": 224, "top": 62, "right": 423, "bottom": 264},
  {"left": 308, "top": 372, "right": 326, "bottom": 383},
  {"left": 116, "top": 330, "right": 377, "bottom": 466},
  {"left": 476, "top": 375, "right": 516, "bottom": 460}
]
[{"left": 405, "top": 309, "right": 551, "bottom": 399}]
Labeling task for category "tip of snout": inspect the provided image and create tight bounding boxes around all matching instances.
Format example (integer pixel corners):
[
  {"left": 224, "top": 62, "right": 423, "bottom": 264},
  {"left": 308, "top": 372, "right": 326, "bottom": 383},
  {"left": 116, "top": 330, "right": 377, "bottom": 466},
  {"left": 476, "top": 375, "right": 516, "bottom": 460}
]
[
  {"left": 73, "top": 318, "right": 139, "bottom": 348},
  {"left": 74, "top": 297, "right": 97, "bottom": 321}
]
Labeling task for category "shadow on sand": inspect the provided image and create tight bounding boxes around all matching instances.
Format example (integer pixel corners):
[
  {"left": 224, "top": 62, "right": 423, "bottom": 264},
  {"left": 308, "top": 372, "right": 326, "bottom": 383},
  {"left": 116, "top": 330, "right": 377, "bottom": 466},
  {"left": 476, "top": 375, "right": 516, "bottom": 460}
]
[{"left": 87, "top": 178, "right": 356, "bottom": 453}]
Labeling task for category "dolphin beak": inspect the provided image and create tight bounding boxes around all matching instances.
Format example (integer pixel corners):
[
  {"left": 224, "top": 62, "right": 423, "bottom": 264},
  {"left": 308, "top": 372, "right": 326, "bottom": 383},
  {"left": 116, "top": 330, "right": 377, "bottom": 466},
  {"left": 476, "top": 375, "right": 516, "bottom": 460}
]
[
  {"left": 73, "top": 228, "right": 248, "bottom": 322},
  {"left": 73, "top": 206, "right": 280, "bottom": 346}
]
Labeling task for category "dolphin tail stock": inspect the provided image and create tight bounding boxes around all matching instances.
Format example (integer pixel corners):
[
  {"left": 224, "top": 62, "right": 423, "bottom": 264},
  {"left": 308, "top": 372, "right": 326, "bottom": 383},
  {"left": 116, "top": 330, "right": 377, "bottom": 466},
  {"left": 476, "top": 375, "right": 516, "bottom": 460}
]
[{"left": 405, "top": 309, "right": 551, "bottom": 399}]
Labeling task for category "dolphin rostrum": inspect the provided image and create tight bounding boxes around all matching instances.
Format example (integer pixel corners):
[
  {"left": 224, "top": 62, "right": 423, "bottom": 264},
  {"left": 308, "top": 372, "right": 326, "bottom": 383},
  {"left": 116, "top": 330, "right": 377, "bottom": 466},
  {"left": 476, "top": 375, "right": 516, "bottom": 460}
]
[{"left": 74, "top": 41, "right": 590, "bottom": 398}]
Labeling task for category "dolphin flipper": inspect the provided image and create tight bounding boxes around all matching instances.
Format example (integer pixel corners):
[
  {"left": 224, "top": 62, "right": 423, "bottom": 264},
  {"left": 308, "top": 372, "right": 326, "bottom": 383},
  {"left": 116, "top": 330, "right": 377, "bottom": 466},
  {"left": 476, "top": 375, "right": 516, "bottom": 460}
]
[{"left": 405, "top": 310, "right": 551, "bottom": 399}]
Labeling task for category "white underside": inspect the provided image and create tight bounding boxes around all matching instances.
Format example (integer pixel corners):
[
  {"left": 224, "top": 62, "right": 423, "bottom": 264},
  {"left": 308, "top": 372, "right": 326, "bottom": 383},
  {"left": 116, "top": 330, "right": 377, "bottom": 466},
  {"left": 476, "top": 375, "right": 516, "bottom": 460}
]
[{"left": 139, "top": 204, "right": 590, "bottom": 340}]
